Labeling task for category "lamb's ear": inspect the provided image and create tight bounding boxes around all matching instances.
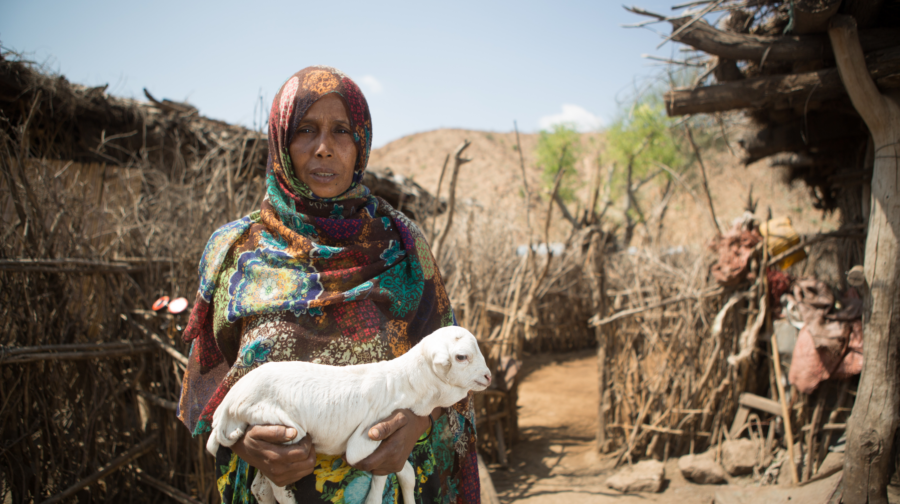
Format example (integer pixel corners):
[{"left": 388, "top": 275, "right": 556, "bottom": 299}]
[{"left": 431, "top": 348, "right": 451, "bottom": 375}]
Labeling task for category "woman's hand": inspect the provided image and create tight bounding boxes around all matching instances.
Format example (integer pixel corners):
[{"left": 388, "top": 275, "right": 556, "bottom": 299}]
[
  {"left": 352, "top": 408, "right": 440, "bottom": 475},
  {"left": 229, "top": 425, "right": 317, "bottom": 487}
]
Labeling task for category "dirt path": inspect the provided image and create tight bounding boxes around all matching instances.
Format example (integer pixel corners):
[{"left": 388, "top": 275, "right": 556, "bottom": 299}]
[{"left": 485, "top": 351, "right": 845, "bottom": 504}]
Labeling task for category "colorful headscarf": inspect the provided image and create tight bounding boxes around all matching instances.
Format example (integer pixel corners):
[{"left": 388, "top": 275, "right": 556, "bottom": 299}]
[
  {"left": 268, "top": 66, "right": 372, "bottom": 201},
  {"left": 176, "top": 66, "right": 480, "bottom": 503}
]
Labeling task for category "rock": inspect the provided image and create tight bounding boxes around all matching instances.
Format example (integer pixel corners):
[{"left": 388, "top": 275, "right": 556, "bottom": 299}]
[
  {"left": 606, "top": 459, "right": 665, "bottom": 493},
  {"left": 721, "top": 439, "right": 759, "bottom": 475},
  {"left": 679, "top": 452, "right": 727, "bottom": 484}
]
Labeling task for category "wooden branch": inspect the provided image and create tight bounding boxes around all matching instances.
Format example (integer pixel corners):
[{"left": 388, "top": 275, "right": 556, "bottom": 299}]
[
  {"left": 2, "top": 341, "right": 151, "bottom": 356},
  {"left": 0, "top": 258, "right": 147, "bottom": 273},
  {"left": 664, "top": 46, "right": 900, "bottom": 116},
  {"left": 1, "top": 343, "right": 154, "bottom": 364},
  {"left": 429, "top": 153, "right": 450, "bottom": 244},
  {"left": 135, "top": 389, "right": 178, "bottom": 411},
  {"left": 830, "top": 15, "right": 900, "bottom": 503},
  {"left": 484, "top": 303, "right": 537, "bottom": 326},
  {"left": 801, "top": 423, "right": 847, "bottom": 432},
  {"left": 588, "top": 287, "right": 723, "bottom": 327},
  {"left": 667, "top": 16, "right": 900, "bottom": 63},
  {"left": 39, "top": 433, "right": 158, "bottom": 504},
  {"left": 553, "top": 192, "right": 580, "bottom": 229},
  {"left": 657, "top": 0, "right": 725, "bottom": 49},
  {"left": 609, "top": 423, "right": 711, "bottom": 437},
  {"left": 135, "top": 469, "right": 202, "bottom": 504},
  {"left": 656, "top": 163, "right": 718, "bottom": 228},
  {"left": 738, "top": 392, "right": 783, "bottom": 417},
  {"left": 684, "top": 123, "right": 721, "bottom": 233},
  {"left": 128, "top": 319, "right": 189, "bottom": 366},
  {"left": 767, "top": 226, "right": 866, "bottom": 267},
  {"left": 434, "top": 140, "right": 472, "bottom": 262}
]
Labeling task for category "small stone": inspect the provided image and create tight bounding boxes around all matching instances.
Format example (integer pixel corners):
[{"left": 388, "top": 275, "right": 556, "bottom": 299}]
[
  {"left": 679, "top": 452, "right": 727, "bottom": 484},
  {"left": 721, "top": 439, "right": 759, "bottom": 475},
  {"left": 606, "top": 459, "right": 665, "bottom": 493}
]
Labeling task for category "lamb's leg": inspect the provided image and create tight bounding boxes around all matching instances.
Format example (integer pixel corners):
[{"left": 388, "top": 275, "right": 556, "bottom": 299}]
[
  {"left": 365, "top": 475, "right": 388, "bottom": 504},
  {"left": 396, "top": 461, "right": 416, "bottom": 504},
  {"left": 345, "top": 423, "right": 381, "bottom": 465},
  {"left": 270, "top": 482, "right": 295, "bottom": 504},
  {"left": 251, "top": 473, "right": 275, "bottom": 504},
  {"left": 251, "top": 472, "right": 296, "bottom": 504}
]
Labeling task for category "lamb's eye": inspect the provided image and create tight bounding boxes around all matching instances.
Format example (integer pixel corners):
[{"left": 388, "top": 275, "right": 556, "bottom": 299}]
[{"left": 455, "top": 354, "right": 467, "bottom": 362}]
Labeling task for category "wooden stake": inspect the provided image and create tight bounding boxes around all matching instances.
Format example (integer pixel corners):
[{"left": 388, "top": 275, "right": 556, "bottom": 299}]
[{"left": 830, "top": 15, "right": 900, "bottom": 503}]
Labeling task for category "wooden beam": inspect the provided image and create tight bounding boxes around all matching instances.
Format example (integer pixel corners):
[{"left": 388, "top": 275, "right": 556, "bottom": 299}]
[
  {"left": 830, "top": 15, "right": 900, "bottom": 504},
  {"left": 664, "top": 46, "right": 900, "bottom": 116},
  {"left": 668, "top": 16, "right": 900, "bottom": 63},
  {"left": 1, "top": 343, "right": 154, "bottom": 364},
  {"left": 0, "top": 258, "right": 148, "bottom": 273}
]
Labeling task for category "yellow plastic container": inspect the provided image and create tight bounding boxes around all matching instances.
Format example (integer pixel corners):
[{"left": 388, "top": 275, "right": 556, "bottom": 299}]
[{"left": 761, "top": 216, "right": 806, "bottom": 270}]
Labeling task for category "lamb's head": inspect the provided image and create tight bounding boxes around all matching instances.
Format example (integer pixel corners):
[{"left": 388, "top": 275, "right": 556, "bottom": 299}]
[{"left": 422, "top": 326, "right": 491, "bottom": 392}]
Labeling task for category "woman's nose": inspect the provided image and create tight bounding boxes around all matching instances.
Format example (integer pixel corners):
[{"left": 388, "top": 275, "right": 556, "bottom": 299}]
[{"left": 315, "top": 133, "right": 334, "bottom": 157}]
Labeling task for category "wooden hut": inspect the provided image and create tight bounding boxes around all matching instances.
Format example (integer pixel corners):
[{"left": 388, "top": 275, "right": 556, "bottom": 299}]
[{"left": 629, "top": 2, "right": 900, "bottom": 500}]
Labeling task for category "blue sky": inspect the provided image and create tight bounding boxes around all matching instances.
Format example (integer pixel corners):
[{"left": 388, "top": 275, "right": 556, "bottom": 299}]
[{"left": 1, "top": 0, "right": 692, "bottom": 147}]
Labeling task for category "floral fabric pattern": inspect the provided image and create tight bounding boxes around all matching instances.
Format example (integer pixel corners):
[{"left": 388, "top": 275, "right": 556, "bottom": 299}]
[{"left": 177, "top": 66, "right": 478, "bottom": 504}]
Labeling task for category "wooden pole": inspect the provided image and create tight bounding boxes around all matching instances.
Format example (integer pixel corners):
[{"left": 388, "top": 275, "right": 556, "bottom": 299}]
[
  {"left": 829, "top": 15, "right": 900, "bottom": 504},
  {"left": 766, "top": 227, "right": 800, "bottom": 485},
  {"left": 586, "top": 231, "right": 609, "bottom": 452}
]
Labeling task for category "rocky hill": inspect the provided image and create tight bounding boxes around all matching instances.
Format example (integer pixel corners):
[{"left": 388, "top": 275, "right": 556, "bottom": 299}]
[{"left": 369, "top": 127, "right": 838, "bottom": 247}]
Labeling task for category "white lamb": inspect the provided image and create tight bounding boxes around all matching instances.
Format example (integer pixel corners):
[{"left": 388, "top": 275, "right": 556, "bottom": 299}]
[{"left": 206, "top": 326, "right": 492, "bottom": 504}]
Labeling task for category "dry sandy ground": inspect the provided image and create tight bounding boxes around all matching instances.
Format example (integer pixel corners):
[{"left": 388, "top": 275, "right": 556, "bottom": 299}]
[{"left": 485, "top": 351, "right": 863, "bottom": 504}]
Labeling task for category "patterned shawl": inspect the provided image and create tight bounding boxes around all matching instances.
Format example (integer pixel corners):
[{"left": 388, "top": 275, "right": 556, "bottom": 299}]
[{"left": 176, "top": 66, "right": 479, "bottom": 504}]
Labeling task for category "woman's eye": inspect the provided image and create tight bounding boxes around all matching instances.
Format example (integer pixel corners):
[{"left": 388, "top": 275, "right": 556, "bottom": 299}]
[{"left": 455, "top": 354, "right": 467, "bottom": 362}]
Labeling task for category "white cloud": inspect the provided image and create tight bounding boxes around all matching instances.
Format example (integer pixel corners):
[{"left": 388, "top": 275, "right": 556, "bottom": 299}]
[
  {"left": 538, "top": 104, "right": 602, "bottom": 132},
  {"left": 358, "top": 75, "right": 383, "bottom": 94}
]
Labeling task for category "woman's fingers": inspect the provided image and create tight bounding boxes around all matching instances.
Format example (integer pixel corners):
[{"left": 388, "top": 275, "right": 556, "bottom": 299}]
[
  {"left": 355, "top": 409, "right": 428, "bottom": 475},
  {"left": 266, "top": 441, "right": 317, "bottom": 487},
  {"left": 368, "top": 410, "right": 409, "bottom": 440},
  {"left": 246, "top": 424, "right": 298, "bottom": 444},
  {"left": 233, "top": 428, "right": 316, "bottom": 487}
]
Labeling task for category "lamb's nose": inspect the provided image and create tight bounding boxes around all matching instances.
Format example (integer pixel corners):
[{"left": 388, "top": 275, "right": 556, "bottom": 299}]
[{"left": 484, "top": 373, "right": 491, "bottom": 383}]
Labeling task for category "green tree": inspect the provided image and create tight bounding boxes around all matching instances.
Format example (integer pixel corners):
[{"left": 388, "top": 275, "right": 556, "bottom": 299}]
[
  {"left": 535, "top": 124, "right": 581, "bottom": 202},
  {"left": 606, "top": 98, "right": 684, "bottom": 184},
  {"left": 605, "top": 95, "right": 688, "bottom": 243}
]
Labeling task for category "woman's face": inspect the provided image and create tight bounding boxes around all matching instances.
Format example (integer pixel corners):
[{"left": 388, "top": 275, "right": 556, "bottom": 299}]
[{"left": 289, "top": 94, "right": 358, "bottom": 199}]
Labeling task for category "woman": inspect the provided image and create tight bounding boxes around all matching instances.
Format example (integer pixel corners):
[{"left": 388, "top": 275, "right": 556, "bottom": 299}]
[{"left": 176, "top": 66, "right": 480, "bottom": 504}]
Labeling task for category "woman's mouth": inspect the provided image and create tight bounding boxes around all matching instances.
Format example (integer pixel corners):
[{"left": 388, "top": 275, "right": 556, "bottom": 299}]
[{"left": 309, "top": 171, "right": 336, "bottom": 182}]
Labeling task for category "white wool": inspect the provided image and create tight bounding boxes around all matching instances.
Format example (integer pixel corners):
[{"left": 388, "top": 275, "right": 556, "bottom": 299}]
[{"left": 206, "top": 326, "right": 491, "bottom": 504}]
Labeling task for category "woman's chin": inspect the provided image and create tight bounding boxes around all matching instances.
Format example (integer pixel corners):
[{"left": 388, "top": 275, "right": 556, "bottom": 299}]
[{"left": 308, "top": 182, "right": 352, "bottom": 199}]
